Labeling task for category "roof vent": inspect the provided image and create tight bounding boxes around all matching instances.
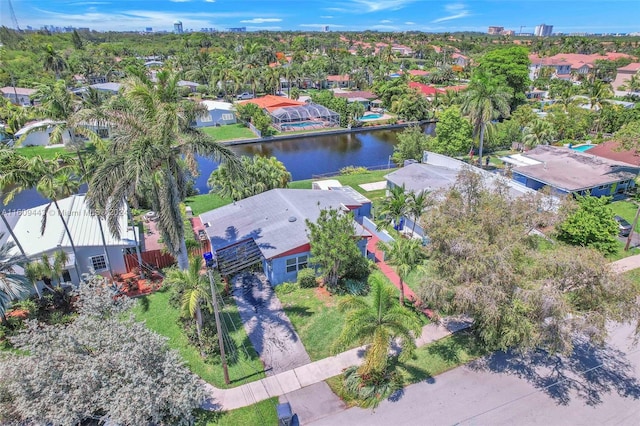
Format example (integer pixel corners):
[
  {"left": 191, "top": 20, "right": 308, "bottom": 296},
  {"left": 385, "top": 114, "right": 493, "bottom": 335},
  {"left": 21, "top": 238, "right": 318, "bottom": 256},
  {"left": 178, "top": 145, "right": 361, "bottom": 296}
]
[{"left": 288, "top": 216, "right": 297, "bottom": 222}]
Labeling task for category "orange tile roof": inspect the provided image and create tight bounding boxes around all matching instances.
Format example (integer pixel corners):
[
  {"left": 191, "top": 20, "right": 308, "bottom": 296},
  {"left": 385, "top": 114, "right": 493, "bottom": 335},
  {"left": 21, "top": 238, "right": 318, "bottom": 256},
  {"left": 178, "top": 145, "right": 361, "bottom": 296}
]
[
  {"left": 618, "top": 62, "right": 640, "bottom": 72},
  {"left": 239, "top": 95, "right": 305, "bottom": 112},
  {"left": 327, "top": 74, "right": 350, "bottom": 82}
]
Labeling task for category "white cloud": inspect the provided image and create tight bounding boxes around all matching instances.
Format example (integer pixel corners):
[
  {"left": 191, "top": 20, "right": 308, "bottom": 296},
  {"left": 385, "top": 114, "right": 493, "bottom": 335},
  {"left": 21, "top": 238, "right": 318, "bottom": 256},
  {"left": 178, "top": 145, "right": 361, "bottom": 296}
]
[
  {"left": 380, "top": 20, "right": 393, "bottom": 24},
  {"left": 431, "top": 3, "right": 470, "bottom": 23},
  {"left": 320, "top": 16, "right": 334, "bottom": 19},
  {"left": 245, "top": 26, "right": 282, "bottom": 31},
  {"left": 405, "top": 21, "right": 416, "bottom": 25},
  {"left": 368, "top": 24, "right": 400, "bottom": 31},
  {"left": 350, "top": 0, "right": 415, "bottom": 12},
  {"left": 240, "top": 18, "right": 282, "bottom": 23},
  {"left": 204, "top": 0, "right": 215, "bottom": 2},
  {"left": 169, "top": 0, "right": 191, "bottom": 3},
  {"left": 324, "top": 7, "right": 348, "bottom": 12},
  {"left": 299, "top": 23, "right": 344, "bottom": 28},
  {"left": 68, "top": 2, "right": 111, "bottom": 5}
]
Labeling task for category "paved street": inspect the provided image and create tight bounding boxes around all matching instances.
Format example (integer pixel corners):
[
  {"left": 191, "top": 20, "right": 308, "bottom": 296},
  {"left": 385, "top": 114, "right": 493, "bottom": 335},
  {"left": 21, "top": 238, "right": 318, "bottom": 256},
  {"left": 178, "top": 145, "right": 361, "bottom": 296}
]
[{"left": 309, "top": 323, "right": 640, "bottom": 425}]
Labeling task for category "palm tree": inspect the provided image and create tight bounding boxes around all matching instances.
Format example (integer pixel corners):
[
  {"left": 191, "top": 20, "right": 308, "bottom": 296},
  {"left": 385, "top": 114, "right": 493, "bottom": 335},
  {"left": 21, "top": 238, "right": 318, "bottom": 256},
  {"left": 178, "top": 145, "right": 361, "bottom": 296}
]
[
  {"left": 0, "top": 236, "right": 31, "bottom": 322},
  {"left": 378, "top": 185, "right": 408, "bottom": 230},
  {"left": 523, "top": 119, "right": 557, "bottom": 148},
  {"left": 82, "top": 73, "right": 241, "bottom": 270},
  {"left": 377, "top": 237, "right": 426, "bottom": 305},
  {"left": 578, "top": 80, "right": 613, "bottom": 133},
  {"left": 334, "top": 274, "right": 421, "bottom": 379},
  {"left": 42, "top": 44, "right": 67, "bottom": 79},
  {"left": 406, "top": 190, "right": 431, "bottom": 236},
  {"left": 461, "top": 73, "right": 511, "bottom": 167},
  {"left": 1, "top": 156, "right": 83, "bottom": 282},
  {"left": 164, "top": 256, "right": 211, "bottom": 346}
]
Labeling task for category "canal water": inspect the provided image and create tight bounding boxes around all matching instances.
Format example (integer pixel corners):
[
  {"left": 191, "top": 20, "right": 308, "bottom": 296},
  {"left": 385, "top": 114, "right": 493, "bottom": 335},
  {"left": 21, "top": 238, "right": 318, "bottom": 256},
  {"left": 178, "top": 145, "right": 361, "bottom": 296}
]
[
  {"left": 2, "top": 125, "right": 435, "bottom": 212},
  {"left": 194, "top": 124, "right": 435, "bottom": 193}
]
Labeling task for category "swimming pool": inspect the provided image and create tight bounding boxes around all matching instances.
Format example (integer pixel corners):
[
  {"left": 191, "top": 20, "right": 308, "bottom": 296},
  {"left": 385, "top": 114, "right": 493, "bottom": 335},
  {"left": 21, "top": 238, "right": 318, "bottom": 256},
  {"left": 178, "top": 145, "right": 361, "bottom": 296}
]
[
  {"left": 571, "top": 144, "right": 594, "bottom": 152},
  {"left": 359, "top": 113, "right": 383, "bottom": 121},
  {"left": 281, "top": 122, "right": 317, "bottom": 129}
]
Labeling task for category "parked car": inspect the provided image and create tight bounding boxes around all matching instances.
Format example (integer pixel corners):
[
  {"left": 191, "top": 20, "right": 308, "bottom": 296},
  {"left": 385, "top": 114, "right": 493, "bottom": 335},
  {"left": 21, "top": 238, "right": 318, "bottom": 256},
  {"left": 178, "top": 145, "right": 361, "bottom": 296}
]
[
  {"left": 236, "top": 92, "right": 254, "bottom": 100},
  {"left": 614, "top": 215, "right": 632, "bottom": 237}
]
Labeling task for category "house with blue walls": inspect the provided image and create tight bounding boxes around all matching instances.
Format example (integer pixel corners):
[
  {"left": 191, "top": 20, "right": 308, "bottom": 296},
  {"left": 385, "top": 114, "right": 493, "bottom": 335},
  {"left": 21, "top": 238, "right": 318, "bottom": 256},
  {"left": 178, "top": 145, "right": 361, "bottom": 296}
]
[
  {"left": 199, "top": 188, "right": 371, "bottom": 285},
  {"left": 194, "top": 100, "right": 237, "bottom": 127},
  {"left": 501, "top": 145, "right": 639, "bottom": 197}
]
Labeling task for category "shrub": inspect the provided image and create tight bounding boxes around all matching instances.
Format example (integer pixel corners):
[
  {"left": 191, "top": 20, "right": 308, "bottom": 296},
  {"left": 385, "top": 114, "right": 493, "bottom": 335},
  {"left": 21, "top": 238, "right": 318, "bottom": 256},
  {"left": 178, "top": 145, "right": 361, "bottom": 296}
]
[
  {"left": 297, "top": 268, "right": 318, "bottom": 288},
  {"left": 340, "top": 166, "right": 368, "bottom": 175},
  {"left": 344, "top": 279, "right": 369, "bottom": 296},
  {"left": 275, "top": 282, "right": 299, "bottom": 295}
]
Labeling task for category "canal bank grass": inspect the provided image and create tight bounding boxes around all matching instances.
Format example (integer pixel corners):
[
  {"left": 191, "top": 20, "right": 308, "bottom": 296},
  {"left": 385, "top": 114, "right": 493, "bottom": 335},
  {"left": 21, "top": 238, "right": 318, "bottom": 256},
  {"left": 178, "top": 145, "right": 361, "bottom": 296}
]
[
  {"left": 13, "top": 143, "right": 97, "bottom": 160},
  {"left": 202, "top": 124, "right": 257, "bottom": 141},
  {"left": 133, "top": 288, "right": 266, "bottom": 389},
  {"left": 186, "top": 168, "right": 397, "bottom": 214},
  {"left": 325, "top": 331, "right": 488, "bottom": 408},
  {"left": 194, "top": 399, "right": 278, "bottom": 426}
]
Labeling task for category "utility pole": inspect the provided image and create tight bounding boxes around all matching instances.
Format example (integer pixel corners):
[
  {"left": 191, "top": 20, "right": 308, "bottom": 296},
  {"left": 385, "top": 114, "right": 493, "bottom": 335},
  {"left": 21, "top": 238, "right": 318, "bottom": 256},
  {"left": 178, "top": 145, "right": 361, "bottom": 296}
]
[
  {"left": 624, "top": 203, "right": 640, "bottom": 251},
  {"left": 207, "top": 266, "right": 230, "bottom": 385},
  {"left": 519, "top": 25, "right": 525, "bottom": 36}
]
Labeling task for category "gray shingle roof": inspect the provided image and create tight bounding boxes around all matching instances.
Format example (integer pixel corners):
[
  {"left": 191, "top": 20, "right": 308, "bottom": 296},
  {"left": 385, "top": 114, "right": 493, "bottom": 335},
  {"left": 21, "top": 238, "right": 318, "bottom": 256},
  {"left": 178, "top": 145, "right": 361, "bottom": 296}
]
[{"left": 200, "top": 189, "right": 369, "bottom": 259}]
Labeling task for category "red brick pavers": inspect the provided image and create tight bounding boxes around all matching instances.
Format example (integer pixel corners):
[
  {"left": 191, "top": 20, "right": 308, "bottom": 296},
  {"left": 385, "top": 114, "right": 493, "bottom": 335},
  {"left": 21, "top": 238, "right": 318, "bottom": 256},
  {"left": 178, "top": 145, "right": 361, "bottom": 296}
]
[{"left": 366, "top": 233, "right": 433, "bottom": 317}]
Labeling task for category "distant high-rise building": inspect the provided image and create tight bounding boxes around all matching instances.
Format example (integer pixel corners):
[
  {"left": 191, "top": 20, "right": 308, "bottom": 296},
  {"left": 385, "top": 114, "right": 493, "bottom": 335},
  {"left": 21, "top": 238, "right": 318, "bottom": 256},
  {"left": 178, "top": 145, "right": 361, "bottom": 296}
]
[
  {"left": 323, "top": 25, "right": 329, "bottom": 32},
  {"left": 488, "top": 26, "right": 504, "bottom": 35},
  {"left": 503, "top": 30, "right": 516, "bottom": 36},
  {"left": 227, "top": 27, "right": 246, "bottom": 32},
  {"left": 534, "top": 24, "right": 553, "bottom": 37},
  {"left": 145, "top": 27, "right": 153, "bottom": 33},
  {"left": 173, "top": 20, "right": 183, "bottom": 34}
]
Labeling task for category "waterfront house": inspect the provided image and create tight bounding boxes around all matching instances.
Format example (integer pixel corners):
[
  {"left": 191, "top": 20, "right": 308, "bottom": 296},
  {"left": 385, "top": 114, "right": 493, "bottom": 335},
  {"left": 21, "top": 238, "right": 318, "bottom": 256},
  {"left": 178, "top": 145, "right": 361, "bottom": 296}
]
[
  {"left": 1, "top": 86, "right": 36, "bottom": 106},
  {"left": 194, "top": 101, "right": 236, "bottom": 127}
]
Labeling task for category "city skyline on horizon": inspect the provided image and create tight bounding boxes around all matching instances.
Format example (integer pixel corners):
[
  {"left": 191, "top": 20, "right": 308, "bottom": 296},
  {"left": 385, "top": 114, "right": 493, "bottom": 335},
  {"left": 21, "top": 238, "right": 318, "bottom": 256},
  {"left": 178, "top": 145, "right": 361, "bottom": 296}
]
[{"left": 1, "top": 0, "right": 639, "bottom": 34}]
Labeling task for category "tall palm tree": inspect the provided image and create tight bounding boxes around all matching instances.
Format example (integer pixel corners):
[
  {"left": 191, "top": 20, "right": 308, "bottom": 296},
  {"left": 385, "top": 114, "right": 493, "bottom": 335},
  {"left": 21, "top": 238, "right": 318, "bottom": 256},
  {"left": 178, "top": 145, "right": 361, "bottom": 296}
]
[
  {"left": 1, "top": 156, "right": 83, "bottom": 282},
  {"left": 461, "top": 73, "right": 511, "bottom": 167},
  {"left": 0, "top": 236, "right": 31, "bottom": 322},
  {"left": 578, "top": 80, "right": 613, "bottom": 133},
  {"left": 378, "top": 184, "right": 408, "bottom": 230},
  {"left": 82, "top": 73, "right": 241, "bottom": 270},
  {"left": 406, "top": 190, "right": 431, "bottom": 235},
  {"left": 42, "top": 44, "right": 67, "bottom": 79},
  {"left": 164, "top": 256, "right": 211, "bottom": 346},
  {"left": 377, "top": 237, "right": 426, "bottom": 305},
  {"left": 334, "top": 274, "right": 421, "bottom": 377}
]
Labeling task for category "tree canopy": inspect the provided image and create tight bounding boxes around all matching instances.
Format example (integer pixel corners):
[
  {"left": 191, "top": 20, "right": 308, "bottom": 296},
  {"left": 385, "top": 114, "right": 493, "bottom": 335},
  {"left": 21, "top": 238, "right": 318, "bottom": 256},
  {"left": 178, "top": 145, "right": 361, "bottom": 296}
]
[
  {"left": 428, "top": 105, "right": 473, "bottom": 156},
  {"left": 208, "top": 155, "right": 291, "bottom": 200},
  {"left": 477, "top": 46, "right": 530, "bottom": 107},
  {"left": 417, "top": 168, "right": 639, "bottom": 355},
  {"left": 391, "top": 125, "right": 430, "bottom": 165},
  {"left": 0, "top": 278, "right": 206, "bottom": 425}
]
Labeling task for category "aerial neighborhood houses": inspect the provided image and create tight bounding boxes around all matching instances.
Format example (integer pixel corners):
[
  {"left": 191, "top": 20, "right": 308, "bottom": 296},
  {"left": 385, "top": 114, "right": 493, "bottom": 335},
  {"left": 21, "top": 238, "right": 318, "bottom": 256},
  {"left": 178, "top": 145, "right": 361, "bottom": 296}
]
[{"left": 528, "top": 52, "right": 634, "bottom": 81}]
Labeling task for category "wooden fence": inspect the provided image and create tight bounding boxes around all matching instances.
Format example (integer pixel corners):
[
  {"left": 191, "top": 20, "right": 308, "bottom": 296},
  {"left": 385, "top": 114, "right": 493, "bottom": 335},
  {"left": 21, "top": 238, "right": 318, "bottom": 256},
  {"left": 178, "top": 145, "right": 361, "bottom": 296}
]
[{"left": 124, "top": 243, "right": 211, "bottom": 272}]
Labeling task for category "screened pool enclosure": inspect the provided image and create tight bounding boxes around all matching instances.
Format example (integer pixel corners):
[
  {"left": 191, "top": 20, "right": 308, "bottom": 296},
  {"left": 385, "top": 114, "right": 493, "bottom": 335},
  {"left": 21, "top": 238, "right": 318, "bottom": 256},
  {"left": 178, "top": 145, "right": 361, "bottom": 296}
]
[{"left": 269, "top": 103, "right": 340, "bottom": 131}]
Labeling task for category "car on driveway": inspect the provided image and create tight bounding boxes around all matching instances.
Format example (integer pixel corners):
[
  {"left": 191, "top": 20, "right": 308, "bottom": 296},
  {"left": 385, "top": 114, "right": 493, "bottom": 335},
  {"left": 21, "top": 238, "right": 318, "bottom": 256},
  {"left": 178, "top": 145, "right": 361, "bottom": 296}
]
[
  {"left": 614, "top": 215, "right": 632, "bottom": 237},
  {"left": 236, "top": 92, "right": 254, "bottom": 100}
]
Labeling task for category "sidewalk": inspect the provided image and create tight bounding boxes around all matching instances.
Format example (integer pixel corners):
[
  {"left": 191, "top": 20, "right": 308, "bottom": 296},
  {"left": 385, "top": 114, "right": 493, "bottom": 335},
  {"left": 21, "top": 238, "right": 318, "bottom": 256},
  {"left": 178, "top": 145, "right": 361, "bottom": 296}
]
[
  {"left": 610, "top": 253, "right": 640, "bottom": 274},
  {"left": 202, "top": 316, "right": 471, "bottom": 411}
]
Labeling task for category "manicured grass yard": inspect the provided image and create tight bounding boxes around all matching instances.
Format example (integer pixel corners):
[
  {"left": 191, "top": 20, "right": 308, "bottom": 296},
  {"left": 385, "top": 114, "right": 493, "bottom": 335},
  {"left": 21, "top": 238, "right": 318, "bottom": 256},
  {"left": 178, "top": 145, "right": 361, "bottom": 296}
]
[
  {"left": 326, "top": 331, "right": 487, "bottom": 407},
  {"left": 14, "top": 143, "right": 97, "bottom": 160},
  {"left": 185, "top": 193, "right": 233, "bottom": 216},
  {"left": 133, "top": 288, "right": 265, "bottom": 388},
  {"left": 276, "top": 285, "right": 349, "bottom": 361},
  {"left": 194, "top": 399, "right": 278, "bottom": 425},
  {"left": 202, "top": 124, "right": 257, "bottom": 142},
  {"left": 611, "top": 200, "right": 639, "bottom": 231}
]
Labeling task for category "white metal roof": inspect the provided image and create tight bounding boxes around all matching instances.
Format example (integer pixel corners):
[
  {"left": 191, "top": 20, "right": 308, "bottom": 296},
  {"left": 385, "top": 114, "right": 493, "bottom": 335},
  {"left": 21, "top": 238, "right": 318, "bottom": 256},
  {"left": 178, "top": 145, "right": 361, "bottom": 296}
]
[
  {"left": 15, "top": 119, "right": 63, "bottom": 137},
  {"left": 8, "top": 194, "right": 137, "bottom": 258},
  {"left": 499, "top": 154, "right": 542, "bottom": 167},
  {"left": 313, "top": 179, "right": 342, "bottom": 190},
  {"left": 201, "top": 100, "right": 234, "bottom": 111}
]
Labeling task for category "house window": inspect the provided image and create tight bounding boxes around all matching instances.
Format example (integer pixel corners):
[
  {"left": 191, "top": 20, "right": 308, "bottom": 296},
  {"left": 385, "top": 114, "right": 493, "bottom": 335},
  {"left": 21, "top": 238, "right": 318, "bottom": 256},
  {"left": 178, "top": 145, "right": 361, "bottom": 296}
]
[
  {"left": 286, "top": 255, "right": 308, "bottom": 273},
  {"left": 62, "top": 270, "right": 71, "bottom": 283},
  {"left": 200, "top": 113, "right": 212, "bottom": 123},
  {"left": 222, "top": 113, "right": 234, "bottom": 121},
  {"left": 90, "top": 254, "right": 107, "bottom": 271},
  {"left": 598, "top": 184, "right": 608, "bottom": 190}
]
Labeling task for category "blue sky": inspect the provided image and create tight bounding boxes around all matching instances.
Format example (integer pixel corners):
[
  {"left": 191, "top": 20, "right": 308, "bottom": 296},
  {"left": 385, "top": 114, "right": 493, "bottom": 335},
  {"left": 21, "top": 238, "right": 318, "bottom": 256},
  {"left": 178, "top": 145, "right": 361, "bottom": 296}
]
[{"left": 4, "top": 0, "right": 639, "bottom": 33}]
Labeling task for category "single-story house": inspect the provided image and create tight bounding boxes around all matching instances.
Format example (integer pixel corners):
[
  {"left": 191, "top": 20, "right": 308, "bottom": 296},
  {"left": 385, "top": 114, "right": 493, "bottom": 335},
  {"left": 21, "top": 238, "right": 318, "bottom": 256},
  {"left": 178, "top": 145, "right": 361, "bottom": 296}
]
[
  {"left": 7, "top": 194, "right": 139, "bottom": 286},
  {"left": 502, "top": 145, "right": 639, "bottom": 197},
  {"left": 385, "top": 152, "right": 543, "bottom": 235},
  {"left": 612, "top": 62, "right": 640, "bottom": 91},
  {"left": 89, "top": 82, "right": 122, "bottom": 95},
  {"left": 583, "top": 141, "right": 640, "bottom": 167},
  {"left": 14, "top": 120, "right": 71, "bottom": 147},
  {"left": 1, "top": 86, "right": 37, "bottom": 106},
  {"left": 325, "top": 75, "right": 350, "bottom": 89},
  {"left": 200, "top": 188, "right": 372, "bottom": 285},
  {"left": 194, "top": 100, "right": 236, "bottom": 127},
  {"left": 177, "top": 80, "right": 200, "bottom": 93}
]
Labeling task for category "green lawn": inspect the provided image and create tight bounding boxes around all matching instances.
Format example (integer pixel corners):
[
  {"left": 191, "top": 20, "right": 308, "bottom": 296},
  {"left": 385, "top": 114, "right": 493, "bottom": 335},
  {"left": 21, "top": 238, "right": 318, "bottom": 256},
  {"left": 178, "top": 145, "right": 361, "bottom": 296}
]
[
  {"left": 194, "top": 399, "right": 278, "bottom": 425},
  {"left": 202, "top": 124, "right": 257, "bottom": 142},
  {"left": 326, "top": 331, "right": 487, "bottom": 407},
  {"left": 610, "top": 200, "right": 639, "bottom": 231},
  {"left": 14, "top": 143, "right": 97, "bottom": 160},
  {"left": 133, "top": 288, "right": 265, "bottom": 388},
  {"left": 276, "top": 285, "right": 349, "bottom": 361},
  {"left": 185, "top": 193, "right": 234, "bottom": 216}
]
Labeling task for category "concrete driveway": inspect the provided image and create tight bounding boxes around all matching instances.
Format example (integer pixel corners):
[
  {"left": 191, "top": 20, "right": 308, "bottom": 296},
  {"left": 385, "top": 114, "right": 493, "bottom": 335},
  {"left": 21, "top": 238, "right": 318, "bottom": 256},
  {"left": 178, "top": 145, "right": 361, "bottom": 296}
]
[
  {"left": 232, "top": 272, "right": 311, "bottom": 375},
  {"left": 309, "top": 323, "right": 640, "bottom": 425}
]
